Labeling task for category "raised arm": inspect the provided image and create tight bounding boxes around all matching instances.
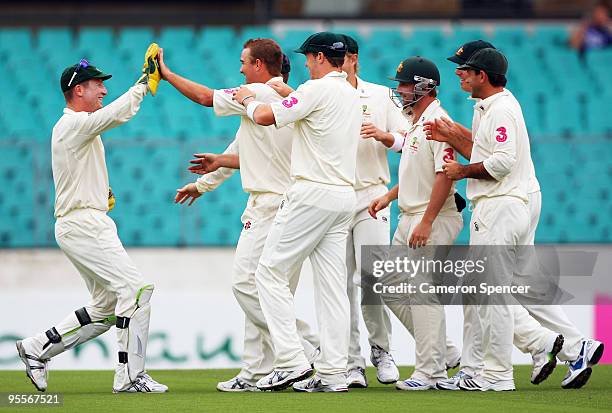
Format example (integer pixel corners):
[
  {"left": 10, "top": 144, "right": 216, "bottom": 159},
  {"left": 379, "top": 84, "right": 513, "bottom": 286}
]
[{"left": 158, "top": 48, "right": 214, "bottom": 106}]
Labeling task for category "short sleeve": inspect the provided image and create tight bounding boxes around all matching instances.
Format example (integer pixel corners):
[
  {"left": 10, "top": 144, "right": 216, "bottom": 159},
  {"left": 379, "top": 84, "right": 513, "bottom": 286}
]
[
  {"left": 213, "top": 87, "right": 246, "bottom": 117},
  {"left": 270, "top": 81, "right": 320, "bottom": 129}
]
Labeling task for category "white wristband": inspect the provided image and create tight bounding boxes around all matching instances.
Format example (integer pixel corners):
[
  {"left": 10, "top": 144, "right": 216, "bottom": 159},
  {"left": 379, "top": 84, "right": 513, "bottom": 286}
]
[
  {"left": 246, "top": 101, "right": 263, "bottom": 122},
  {"left": 390, "top": 132, "right": 405, "bottom": 152}
]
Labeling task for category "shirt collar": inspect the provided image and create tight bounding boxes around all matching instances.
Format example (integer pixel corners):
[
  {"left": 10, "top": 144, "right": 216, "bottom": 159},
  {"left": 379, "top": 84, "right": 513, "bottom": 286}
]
[
  {"left": 322, "top": 70, "right": 347, "bottom": 80},
  {"left": 413, "top": 99, "right": 441, "bottom": 127},
  {"left": 265, "top": 76, "right": 284, "bottom": 85},
  {"left": 355, "top": 76, "right": 372, "bottom": 98},
  {"left": 474, "top": 89, "right": 509, "bottom": 113},
  {"left": 63, "top": 108, "right": 76, "bottom": 115}
]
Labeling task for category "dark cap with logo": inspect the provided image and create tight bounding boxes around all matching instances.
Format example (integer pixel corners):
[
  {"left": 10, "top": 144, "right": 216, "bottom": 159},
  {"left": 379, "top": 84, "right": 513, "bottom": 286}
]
[
  {"left": 447, "top": 40, "right": 495, "bottom": 64},
  {"left": 281, "top": 53, "right": 291, "bottom": 75},
  {"left": 340, "top": 34, "right": 359, "bottom": 54},
  {"left": 60, "top": 59, "right": 112, "bottom": 92},
  {"left": 295, "top": 32, "right": 347, "bottom": 57},
  {"left": 389, "top": 56, "right": 440, "bottom": 85},
  {"left": 457, "top": 47, "right": 508, "bottom": 76}
]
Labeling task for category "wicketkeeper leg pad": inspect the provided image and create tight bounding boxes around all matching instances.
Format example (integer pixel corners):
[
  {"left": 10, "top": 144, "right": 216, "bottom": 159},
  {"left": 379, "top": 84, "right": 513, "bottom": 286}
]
[
  {"left": 38, "top": 307, "right": 114, "bottom": 360},
  {"left": 113, "top": 284, "right": 154, "bottom": 392}
]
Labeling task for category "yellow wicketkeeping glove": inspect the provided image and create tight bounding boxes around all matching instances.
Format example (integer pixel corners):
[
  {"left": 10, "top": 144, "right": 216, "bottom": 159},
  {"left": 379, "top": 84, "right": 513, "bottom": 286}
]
[
  {"left": 137, "top": 42, "right": 161, "bottom": 96},
  {"left": 108, "top": 187, "right": 116, "bottom": 211}
]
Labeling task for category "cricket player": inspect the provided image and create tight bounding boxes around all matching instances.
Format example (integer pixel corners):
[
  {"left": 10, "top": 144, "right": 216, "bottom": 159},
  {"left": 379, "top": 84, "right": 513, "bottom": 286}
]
[
  {"left": 367, "top": 56, "right": 463, "bottom": 390},
  {"left": 435, "top": 48, "right": 535, "bottom": 391},
  {"left": 428, "top": 40, "right": 603, "bottom": 390},
  {"left": 159, "top": 43, "right": 320, "bottom": 391},
  {"left": 16, "top": 46, "right": 168, "bottom": 393},
  {"left": 337, "top": 34, "right": 403, "bottom": 388},
  {"left": 233, "top": 31, "right": 361, "bottom": 392}
]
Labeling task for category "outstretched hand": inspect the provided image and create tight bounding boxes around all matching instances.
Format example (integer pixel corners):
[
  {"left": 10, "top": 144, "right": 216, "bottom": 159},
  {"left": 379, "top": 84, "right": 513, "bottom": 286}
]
[
  {"left": 175, "top": 183, "right": 202, "bottom": 206},
  {"left": 188, "top": 153, "right": 222, "bottom": 175}
]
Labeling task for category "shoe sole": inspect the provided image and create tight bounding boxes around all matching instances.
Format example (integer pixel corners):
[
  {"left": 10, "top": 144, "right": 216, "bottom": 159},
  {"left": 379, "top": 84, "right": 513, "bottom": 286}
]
[
  {"left": 532, "top": 334, "right": 565, "bottom": 385},
  {"left": 257, "top": 368, "right": 314, "bottom": 391},
  {"left": 588, "top": 342, "right": 604, "bottom": 367},
  {"left": 435, "top": 384, "right": 460, "bottom": 391},
  {"left": 293, "top": 386, "right": 348, "bottom": 393},
  {"left": 347, "top": 382, "right": 368, "bottom": 389},
  {"left": 562, "top": 367, "right": 592, "bottom": 389},
  {"left": 16, "top": 341, "right": 46, "bottom": 393},
  {"left": 396, "top": 384, "right": 434, "bottom": 391},
  {"left": 377, "top": 376, "right": 400, "bottom": 385},
  {"left": 216, "top": 386, "right": 260, "bottom": 392}
]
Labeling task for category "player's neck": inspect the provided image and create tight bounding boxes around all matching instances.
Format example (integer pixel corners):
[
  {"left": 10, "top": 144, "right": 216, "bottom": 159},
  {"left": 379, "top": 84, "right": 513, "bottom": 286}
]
[
  {"left": 412, "top": 97, "right": 435, "bottom": 121},
  {"left": 346, "top": 72, "right": 358, "bottom": 88},
  {"left": 475, "top": 85, "right": 504, "bottom": 100}
]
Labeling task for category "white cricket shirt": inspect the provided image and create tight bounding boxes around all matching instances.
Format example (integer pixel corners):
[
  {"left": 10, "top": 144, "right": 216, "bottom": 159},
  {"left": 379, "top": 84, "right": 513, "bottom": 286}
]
[
  {"left": 213, "top": 77, "right": 293, "bottom": 195},
  {"left": 470, "top": 89, "right": 540, "bottom": 194},
  {"left": 52, "top": 84, "right": 147, "bottom": 218},
  {"left": 271, "top": 71, "right": 361, "bottom": 186},
  {"left": 467, "top": 90, "right": 531, "bottom": 203},
  {"left": 354, "top": 77, "right": 410, "bottom": 190},
  {"left": 398, "top": 99, "right": 458, "bottom": 215}
]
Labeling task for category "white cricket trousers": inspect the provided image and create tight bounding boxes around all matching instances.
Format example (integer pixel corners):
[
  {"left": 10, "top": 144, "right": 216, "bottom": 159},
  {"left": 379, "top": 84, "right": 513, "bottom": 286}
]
[
  {"left": 470, "top": 196, "right": 529, "bottom": 382},
  {"left": 24, "top": 208, "right": 150, "bottom": 375},
  {"left": 346, "top": 184, "right": 393, "bottom": 370},
  {"left": 513, "top": 191, "right": 585, "bottom": 361},
  {"left": 460, "top": 191, "right": 564, "bottom": 376},
  {"left": 388, "top": 212, "right": 463, "bottom": 383},
  {"left": 232, "top": 192, "right": 319, "bottom": 384},
  {"left": 256, "top": 180, "right": 356, "bottom": 385}
]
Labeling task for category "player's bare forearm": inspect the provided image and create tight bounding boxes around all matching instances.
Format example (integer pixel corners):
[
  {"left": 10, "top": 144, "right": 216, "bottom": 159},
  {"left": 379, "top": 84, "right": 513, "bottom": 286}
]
[
  {"left": 377, "top": 132, "right": 395, "bottom": 148},
  {"left": 422, "top": 173, "right": 453, "bottom": 224},
  {"left": 449, "top": 133, "right": 473, "bottom": 160},
  {"left": 164, "top": 72, "right": 214, "bottom": 107},
  {"left": 252, "top": 104, "right": 276, "bottom": 126},
  {"left": 458, "top": 123, "right": 473, "bottom": 142},
  {"left": 217, "top": 154, "right": 240, "bottom": 169},
  {"left": 464, "top": 162, "right": 494, "bottom": 180},
  {"left": 386, "top": 185, "right": 399, "bottom": 202}
]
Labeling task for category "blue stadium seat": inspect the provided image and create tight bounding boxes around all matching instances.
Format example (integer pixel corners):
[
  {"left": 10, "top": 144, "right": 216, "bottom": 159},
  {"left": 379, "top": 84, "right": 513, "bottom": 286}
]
[
  {"left": 117, "top": 27, "right": 156, "bottom": 53},
  {"left": 159, "top": 27, "right": 195, "bottom": 50},
  {"left": 77, "top": 27, "right": 115, "bottom": 53},
  {"left": 37, "top": 28, "right": 74, "bottom": 52},
  {"left": 239, "top": 26, "right": 274, "bottom": 43}
]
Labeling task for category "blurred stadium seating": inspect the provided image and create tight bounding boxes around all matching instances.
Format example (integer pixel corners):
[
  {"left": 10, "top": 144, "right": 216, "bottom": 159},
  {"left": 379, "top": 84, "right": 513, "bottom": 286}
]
[{"left": 0, "top": 24, "right": 610, "bottom": 247}]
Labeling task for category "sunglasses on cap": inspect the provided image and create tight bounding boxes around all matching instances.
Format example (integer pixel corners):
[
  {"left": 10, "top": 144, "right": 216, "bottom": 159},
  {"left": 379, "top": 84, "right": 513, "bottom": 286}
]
[{"left": 67, "top": 58, "right": 90, "bottom": 88}]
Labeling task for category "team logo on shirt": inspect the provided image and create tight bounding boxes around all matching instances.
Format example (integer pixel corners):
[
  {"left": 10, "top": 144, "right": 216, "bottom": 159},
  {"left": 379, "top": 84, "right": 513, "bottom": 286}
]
[
  {"left": 244, "top": 221, "right": 252, "bottom": 230},
  {"left": 495, "top": 126, "right": 508, "bottom": 142},
  {"left": 223, "top": 88, "right": 238, "bottom": 95},
  {"left": 282, "top": 97, "right": 298, "bottom": 108},
  {"left": 474, "top": 222, "right": 479, "bottom": 232},
  {"left": 408, "top": 136, "right": 419, "bottom": 154}
]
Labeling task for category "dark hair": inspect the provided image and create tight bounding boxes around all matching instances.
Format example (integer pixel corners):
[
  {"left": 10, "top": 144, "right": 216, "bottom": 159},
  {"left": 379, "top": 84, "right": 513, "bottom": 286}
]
[
  {"left": 243, "top": 38, "right": 282, "bottom": 76},
  {"left": 63, "top": 89, "right": 74, "bottom": 101},
  {"left": 474, "top": 69, "right": 507, "bottom": 87},
  {"left": 323, "top": 53, "right": 345, "bottom": 68}
]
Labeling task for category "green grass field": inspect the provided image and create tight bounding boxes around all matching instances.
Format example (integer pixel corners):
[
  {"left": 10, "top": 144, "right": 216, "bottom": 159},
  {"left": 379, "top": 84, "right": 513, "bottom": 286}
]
[{"left": 1, "top": 366, "right": 611, "bottom": 412}]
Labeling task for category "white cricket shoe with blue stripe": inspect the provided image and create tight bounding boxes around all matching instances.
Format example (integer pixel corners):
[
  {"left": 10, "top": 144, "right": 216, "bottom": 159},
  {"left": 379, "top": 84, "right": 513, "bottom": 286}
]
[
  {"left": 395, "top": 377, "right": 435, "bottom": 391},
  {"left": 436, "top": 370, "right": 470, "bottom": 390},
  {"left": 256, "top": 365, "right": 313, "bottom": 391},
  {"left": 561, "top": 339, "right": 604, "bottom": 389},
  {"left": 217, "top": 376, "right": 260, "bottom": 392},
  {"left": 293, "top": 376, "right": 348, "bottom": 392}
]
